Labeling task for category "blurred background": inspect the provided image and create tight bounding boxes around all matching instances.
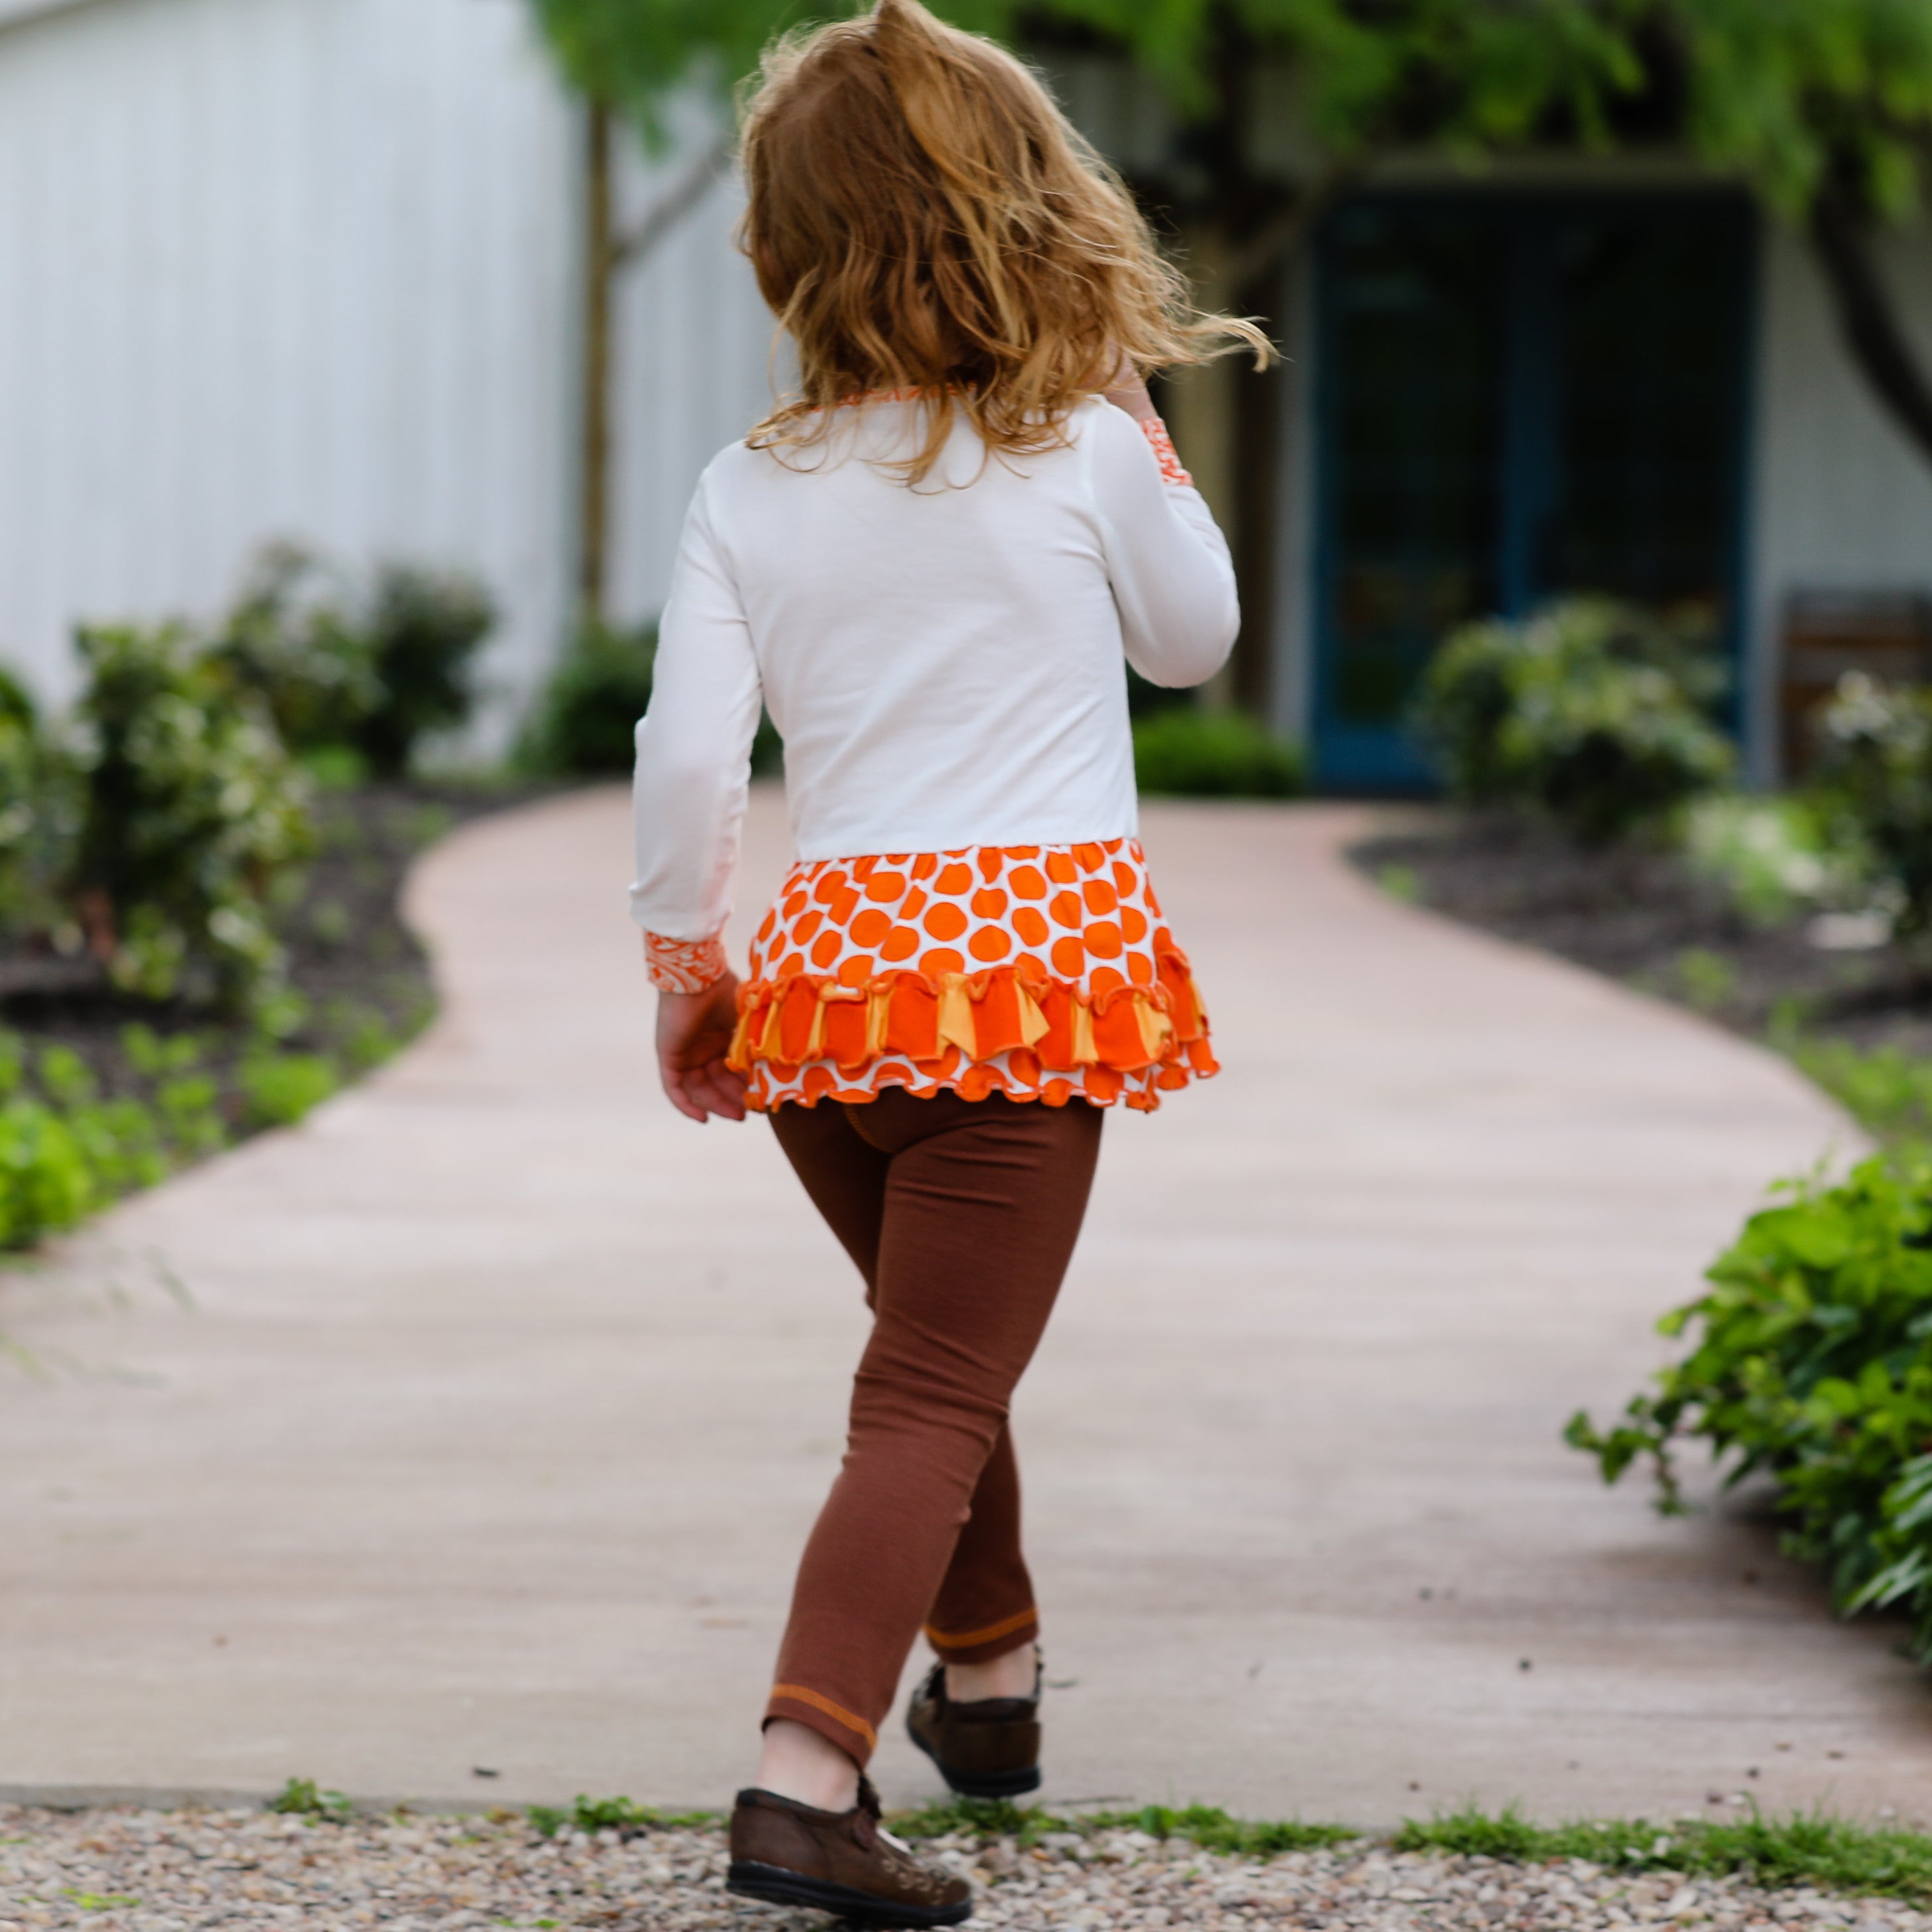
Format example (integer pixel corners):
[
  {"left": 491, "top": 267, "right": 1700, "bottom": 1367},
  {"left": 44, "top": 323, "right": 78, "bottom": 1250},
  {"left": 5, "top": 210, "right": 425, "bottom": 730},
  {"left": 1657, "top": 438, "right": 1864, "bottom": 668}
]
[{"left": 3, "top": 0, "right": 1930, "bottom": 788}]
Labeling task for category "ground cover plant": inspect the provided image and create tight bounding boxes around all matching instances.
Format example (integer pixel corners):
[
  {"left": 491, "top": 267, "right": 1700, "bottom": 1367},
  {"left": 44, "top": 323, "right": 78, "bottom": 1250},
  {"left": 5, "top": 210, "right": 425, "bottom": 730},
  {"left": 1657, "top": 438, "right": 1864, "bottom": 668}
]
[
  {"left": 1416, "top": 598, "right": 1734, "bottom": 845},
  {"left": 15, "top": 1793, "right": 1932, "bottom": 1930},
  {"left": 1568, "top": 1148, "right": 1932, "bottom": 1663},
  {"left": 0, "top": 550, "right": 527, "bottom": 1263}
]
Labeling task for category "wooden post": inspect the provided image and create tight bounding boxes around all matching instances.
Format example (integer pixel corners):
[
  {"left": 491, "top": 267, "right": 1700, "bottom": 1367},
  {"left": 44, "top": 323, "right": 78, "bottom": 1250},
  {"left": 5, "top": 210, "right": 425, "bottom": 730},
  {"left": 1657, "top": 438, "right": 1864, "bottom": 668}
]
[
  {"left": 1162, "top": 224, "right": 1242, "bottom": 709},
  {"left": 578, "top": 100, "right": 616, "bottom": 624}
]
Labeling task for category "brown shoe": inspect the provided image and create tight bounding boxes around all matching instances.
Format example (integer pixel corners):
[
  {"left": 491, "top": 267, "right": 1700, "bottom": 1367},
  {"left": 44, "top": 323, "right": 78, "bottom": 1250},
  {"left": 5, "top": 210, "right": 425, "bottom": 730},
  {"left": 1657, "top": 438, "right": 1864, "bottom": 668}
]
[
  {"left": 726, "top": 1777, "right": 972, "bottom": 1928},
  {"left": 905, "top": 1659, "right": 1042, "bottom": 1799}
]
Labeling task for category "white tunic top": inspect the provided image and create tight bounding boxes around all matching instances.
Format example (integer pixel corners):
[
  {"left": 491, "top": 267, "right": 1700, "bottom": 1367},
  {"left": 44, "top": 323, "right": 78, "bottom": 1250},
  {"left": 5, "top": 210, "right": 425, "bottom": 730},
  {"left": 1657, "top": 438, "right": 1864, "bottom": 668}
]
[{"left": 628, "top": 394, "right": 1238, "bottom": 943}]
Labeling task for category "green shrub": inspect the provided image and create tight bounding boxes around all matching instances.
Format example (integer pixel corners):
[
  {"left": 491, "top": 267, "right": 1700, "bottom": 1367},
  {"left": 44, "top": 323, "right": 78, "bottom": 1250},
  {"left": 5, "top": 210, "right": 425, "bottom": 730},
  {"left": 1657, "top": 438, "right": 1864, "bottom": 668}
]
[
  {"left": 1418, "top": 597, "right": 1734, "bottom": 844},
  {"left": 520, "top": 616, "right": 783, "bottom": 779},
  {"left": 69, "top": 623, "right": 312, "bottom": 1008},
  {"left": 352, "top": 563, "right": 495, "bottom": 778},
  {"left": 0, "top": 1100, "right": 98, "bottom": 1248},
  {"left": 520, "top": 619, "right": 657, "bottom": 775},
  {"left": 1811, "top": 671, "right": 1932, "bottom": 935},
  {"left": 238, "top": 1051, "right": 337, "bottom": 1129},
  {"left": 1567, "top": 1148, "right": 1932, "bottom": 1663},
  {"left": 0, "top": 673, "right": 78, "bottom": 937},
  {"left": 211, "top": 544, "right": 380, "bottom": 760},
  {"left": 1132, "top": 706, "right": 1305, "bottom": 799},
  {"left": 213, "top": 544, "right": 496, "bottom": 778},
  {"left": 1678, "top": 792, "right": 1866, "bottom": 927},
  {"left": 1788, "top": 1039, "right": 1932, "bottom": 1144}
]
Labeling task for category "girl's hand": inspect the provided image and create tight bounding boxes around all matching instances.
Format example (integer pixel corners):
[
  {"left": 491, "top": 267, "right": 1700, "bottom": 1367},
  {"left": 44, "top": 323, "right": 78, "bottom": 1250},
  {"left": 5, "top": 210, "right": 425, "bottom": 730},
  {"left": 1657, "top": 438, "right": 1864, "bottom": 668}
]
[
  {"left": 1101, "top": 349, "right": 1159, "bottom": 424},
  {"left": 655, "top": 967, "right": 749, "bottom": 1123}
]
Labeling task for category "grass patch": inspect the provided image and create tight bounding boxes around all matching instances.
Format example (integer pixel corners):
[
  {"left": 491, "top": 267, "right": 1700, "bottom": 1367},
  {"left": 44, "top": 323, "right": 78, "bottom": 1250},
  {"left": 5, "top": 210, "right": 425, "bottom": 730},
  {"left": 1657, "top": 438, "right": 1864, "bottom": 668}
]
[
  {"left": 266, "top": 1777, "right": 353, "bottom": 1822},
  {"left": 526, "top": 1795, "right": 720, "bottom": 1840},
  {"left": 1394, "top": 1805, "right": 1932, "bottom": 1905},
  {"left": 885, "top": 1796, "right": 1357, "bottom": 1854}
]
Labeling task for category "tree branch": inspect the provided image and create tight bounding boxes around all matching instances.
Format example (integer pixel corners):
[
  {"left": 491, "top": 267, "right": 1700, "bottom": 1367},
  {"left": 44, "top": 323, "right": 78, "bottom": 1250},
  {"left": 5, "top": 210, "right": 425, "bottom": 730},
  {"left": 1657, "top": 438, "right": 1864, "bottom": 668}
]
[
  {"left": 1224, "top": 155, "right": 1372, "bottom": 297},
  {"left": 1810, "top": 175, "right": 1932, "bottom": 469},
  {"left": 612, "top": 129, "right": 736, "bottom": 272}
]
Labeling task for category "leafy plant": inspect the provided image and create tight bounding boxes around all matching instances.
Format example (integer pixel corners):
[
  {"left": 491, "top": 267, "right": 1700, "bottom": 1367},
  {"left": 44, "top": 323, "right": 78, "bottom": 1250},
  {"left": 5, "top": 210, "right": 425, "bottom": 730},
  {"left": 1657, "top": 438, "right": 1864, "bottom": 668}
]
[
  {"left": 268, "top": 1777, "right": 354, "bottom": 1822},
  {"left": 0, "top": 673, "right": 78, "bottom": 937},
  {"left": 211, "top": 544, "right": 380, "bottom": 762},
  {"left": 1678, "top": 791, "right": 1869, "bottom": 928},
  {"left": 1132, "top": 706, "right": 1305, "bottom": 799},
  {"left": 1788, "top": 1039, "right": 1932, "bottom": 1146},
  {"left": 528, "top": 1795, "right": 716, "bottom": 1839},
  {"left": 1417, "top": 598, "right": 1733, "bottom": 845},
  {"left": 69, "top": 623, "right": 312, "bottom": 1008},
  {"left": 238, "top": 1052, "right": 337, "bottom": 1130},
  {"left": 1567, "top": 1149, "right": 1932, "bottom": 1663},
  {"left": 520, "top": 619, "right": 657, "bottom": 775},
  {"left": 1396, "top": 1805, "right": 1932, "bottom": 1905},
  {"left": 351, "top": 564, "right": 495, "bottom": 779},
  {"left": 1810, "top": 671, "right": 1932, "bottom": 936}
]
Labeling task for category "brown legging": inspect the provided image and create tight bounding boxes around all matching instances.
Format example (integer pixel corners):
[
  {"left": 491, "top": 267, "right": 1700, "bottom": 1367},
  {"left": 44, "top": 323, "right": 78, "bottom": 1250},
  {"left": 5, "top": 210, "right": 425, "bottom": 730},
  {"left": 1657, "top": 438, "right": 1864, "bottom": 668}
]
[{"left": 764, "top": 1087, "right": 1104, "bottom": 1766}]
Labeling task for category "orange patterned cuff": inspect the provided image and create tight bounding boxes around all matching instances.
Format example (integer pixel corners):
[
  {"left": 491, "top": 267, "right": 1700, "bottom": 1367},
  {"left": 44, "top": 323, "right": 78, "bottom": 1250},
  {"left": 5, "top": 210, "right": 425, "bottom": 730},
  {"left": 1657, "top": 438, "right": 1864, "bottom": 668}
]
[
  {"left": 1139, "top": 416, "right": 1192, "bottom": 487},
  {"left": 644, "top": 931, "right": 729, "bottom": 995}
]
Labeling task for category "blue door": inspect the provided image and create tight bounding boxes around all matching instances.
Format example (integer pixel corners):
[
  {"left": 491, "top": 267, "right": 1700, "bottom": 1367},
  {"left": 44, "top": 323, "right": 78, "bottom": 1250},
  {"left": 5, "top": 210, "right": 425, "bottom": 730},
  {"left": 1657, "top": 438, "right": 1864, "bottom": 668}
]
[{"left": 1310, "top": 193, "right": 1757, "bottom": 792}]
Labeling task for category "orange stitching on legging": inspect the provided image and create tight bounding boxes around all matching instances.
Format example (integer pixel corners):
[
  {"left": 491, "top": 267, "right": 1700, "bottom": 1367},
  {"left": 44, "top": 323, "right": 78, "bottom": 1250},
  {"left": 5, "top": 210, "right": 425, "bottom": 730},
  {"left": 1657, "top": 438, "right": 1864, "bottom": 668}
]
[
  {"left": 769, "top": 1682, "right": 879, "bottom": 1751},
  {"left": 923, "top": 1605, "right": 1039, "bottom": 1652}
]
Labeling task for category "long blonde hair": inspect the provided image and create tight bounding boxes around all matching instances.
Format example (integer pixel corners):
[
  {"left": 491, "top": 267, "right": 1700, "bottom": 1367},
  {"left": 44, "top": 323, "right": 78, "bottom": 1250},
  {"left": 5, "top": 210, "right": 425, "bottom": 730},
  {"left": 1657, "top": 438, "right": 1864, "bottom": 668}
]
[{"left": 738, "top": 0, "right": 1273, "bottom": 482}]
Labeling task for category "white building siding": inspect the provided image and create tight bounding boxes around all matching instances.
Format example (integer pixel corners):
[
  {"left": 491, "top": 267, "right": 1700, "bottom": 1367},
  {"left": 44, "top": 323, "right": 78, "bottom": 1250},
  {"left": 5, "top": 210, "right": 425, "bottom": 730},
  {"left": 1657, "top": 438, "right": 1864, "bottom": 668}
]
[
  {"left": 1747, "top": 218, "right": 1932, "bottom": 777},
  {"left": 605, "top": 137, "right": 778, "bottom": 633},
  {"left": 0, "top": 0, "right": 773, "bottom": 746}
]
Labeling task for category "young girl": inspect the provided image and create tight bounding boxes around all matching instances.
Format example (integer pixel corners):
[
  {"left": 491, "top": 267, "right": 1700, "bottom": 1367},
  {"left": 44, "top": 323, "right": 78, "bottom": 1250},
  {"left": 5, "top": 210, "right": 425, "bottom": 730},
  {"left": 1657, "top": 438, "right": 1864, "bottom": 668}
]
[{"left": 629, "top": 3, "right": 1267, "bottom": 1921}]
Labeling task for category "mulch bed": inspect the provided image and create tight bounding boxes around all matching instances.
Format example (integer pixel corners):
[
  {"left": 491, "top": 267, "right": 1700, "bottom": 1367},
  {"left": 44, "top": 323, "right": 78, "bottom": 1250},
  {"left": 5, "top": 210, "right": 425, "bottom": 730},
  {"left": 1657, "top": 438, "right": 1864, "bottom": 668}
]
[
  {"left": 1352, "top": 813, "right": 1932, "bottom": 1059},
  {"left": 0, "top": 1805, "right": 1911, "bottom": 1932},
  {"left": 0, "top": 782, "right": 548, "bottom": 1116}
]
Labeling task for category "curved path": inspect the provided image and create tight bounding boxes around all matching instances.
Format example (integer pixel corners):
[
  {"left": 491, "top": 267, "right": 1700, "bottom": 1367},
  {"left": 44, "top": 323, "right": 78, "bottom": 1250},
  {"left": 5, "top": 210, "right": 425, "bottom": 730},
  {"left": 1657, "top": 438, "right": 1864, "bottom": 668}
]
[{"left": 0, "top": 788, "right": 1918, "bottom": 1825}]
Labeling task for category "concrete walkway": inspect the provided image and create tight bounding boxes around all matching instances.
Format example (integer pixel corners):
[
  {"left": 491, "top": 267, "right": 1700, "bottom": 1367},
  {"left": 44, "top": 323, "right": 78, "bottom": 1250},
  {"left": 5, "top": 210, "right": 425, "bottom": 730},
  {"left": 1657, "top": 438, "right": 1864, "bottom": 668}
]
[{"left": 1, "top": 788, "right": 1919, "bottom": 1827}]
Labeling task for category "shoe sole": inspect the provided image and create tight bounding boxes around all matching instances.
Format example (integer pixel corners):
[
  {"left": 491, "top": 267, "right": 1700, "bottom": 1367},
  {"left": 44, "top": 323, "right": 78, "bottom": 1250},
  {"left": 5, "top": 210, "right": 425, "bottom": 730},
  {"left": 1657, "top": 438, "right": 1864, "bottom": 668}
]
[
  {"left": 726, "top": 1859, "right": 972, "bottom": 1927},
  {"left": 906, "top": 1716, "right": 1043, "bottom": 1800}
]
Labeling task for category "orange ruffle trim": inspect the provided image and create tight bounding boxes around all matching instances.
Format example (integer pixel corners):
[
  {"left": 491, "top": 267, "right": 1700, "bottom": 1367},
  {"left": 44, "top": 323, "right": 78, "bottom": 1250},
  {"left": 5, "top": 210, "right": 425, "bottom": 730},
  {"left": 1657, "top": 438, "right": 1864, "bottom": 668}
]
[{"left": 727, "top": 951, "right": 1218, "bottom": 1113}]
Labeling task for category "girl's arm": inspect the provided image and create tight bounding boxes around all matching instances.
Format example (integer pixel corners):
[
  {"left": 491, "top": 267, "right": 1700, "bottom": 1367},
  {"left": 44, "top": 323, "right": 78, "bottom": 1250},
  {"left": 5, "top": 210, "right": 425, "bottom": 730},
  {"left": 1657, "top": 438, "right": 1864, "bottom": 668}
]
[
  {"left": 1088, "top": 386, "right": 1240, "bottom": 690},
  {"left": 631, "top": 475, "right": 764, "bottom": 1121}
]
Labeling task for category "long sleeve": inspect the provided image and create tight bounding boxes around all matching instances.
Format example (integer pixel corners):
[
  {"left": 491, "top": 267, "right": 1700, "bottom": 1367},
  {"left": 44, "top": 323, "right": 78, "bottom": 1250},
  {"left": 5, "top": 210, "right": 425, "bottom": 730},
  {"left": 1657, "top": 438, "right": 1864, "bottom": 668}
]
[
  {"left": 629, "top": 475, "right": 765, "bottom": 961},
  {"left": 1086, "top": 403, "right": 1240, "bottom": 689}
]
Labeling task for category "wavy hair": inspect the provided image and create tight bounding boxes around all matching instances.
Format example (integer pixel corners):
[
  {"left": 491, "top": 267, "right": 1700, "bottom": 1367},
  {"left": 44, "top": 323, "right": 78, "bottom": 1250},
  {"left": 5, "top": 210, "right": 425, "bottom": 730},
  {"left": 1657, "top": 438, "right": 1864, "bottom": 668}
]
[{"left": 737, "top": 0, "right": 1273, "bottom": 482}]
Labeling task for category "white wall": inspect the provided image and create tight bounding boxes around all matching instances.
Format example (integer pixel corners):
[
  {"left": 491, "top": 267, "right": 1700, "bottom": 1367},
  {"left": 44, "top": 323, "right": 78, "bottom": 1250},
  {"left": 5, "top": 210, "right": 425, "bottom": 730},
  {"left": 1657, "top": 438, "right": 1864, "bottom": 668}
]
[
  {"left": 1747, "top": 218, "right": 1932, "bottom": 778},
  {"left": 0, "top": 0, "right": 775, "bottom": 752},
  {"left": 605, "top": 124, "right": 780, "bottom": 633}
]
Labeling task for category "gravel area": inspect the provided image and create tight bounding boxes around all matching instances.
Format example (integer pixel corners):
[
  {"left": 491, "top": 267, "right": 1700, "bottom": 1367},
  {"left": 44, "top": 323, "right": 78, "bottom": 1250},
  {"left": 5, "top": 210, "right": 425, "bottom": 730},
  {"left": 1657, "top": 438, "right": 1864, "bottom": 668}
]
[{"left": 2, "top": 1806, "right": 1923, "bottom": 1931}]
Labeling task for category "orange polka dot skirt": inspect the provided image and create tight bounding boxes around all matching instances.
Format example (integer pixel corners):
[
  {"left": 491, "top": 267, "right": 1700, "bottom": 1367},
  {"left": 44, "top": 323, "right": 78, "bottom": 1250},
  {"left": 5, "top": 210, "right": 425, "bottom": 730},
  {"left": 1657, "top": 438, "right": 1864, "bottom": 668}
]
[{"left": 731, "top": 839, "right": 1218, "bottom": 1113}]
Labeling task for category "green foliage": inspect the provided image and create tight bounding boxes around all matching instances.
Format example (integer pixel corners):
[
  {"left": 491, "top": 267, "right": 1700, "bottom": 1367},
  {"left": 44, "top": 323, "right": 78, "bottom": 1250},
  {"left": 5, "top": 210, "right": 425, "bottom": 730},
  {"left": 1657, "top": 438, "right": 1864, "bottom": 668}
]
[
  {"left": 519, "top": 616, "right": 783, "bottom": 779},
  {"left": 527, "top": 1795, "right": 718, "bottom": 1839},
  {"left": 0, "top": 1023, "right": 347, "bottom": 1256},
  {"left": 1131, "top": 706, "right": 1305, "bottom": 799},
  {"left": 214, "top": 547, "right": 495, "bottom": 779},
  {"left": 352, "top": 564, "right": 496, "bottom": 779},
  {"left": 268, "top": 1777, "right": 354, "bottom": 1822},
  {"left": 238, "top": 1052, "right": 338, "bottom": 1130},
  {"left": 1394, "top": 1805, "right": 1932, "bottom": 1904},
  {"left": 1792, "top": 1039, "right": 1932, "bottom": 1144},
  {"left": 70, "top": 623, "right": 312, "bottom": 1008},
  {"left": 519, "top": 619, "right": 657, "bottom": 775},
  {"left": 1566, "top": 1148, "right": 1932, "bottom": 1663},
  {"left": 1811, "top": 672, "right": 1932, "bottom": 935},
  {"left": 211, "top": 544, "right": 382, "bottom": 759},
  {"left": 526, "top": 1, "right": 1932, "bottom": 230},
  {"left": 1678, "top": 791, "right": 1863, "bottom": 927},
  {"left": 1417, "top": 598, "right": 1733, "bottom": 845},
  {"left": 885, "top": 1795, "right": 1354, "bottom": 1854},
  {"left": 0, "top": 676, "right": 77, "bottom": 937}
]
